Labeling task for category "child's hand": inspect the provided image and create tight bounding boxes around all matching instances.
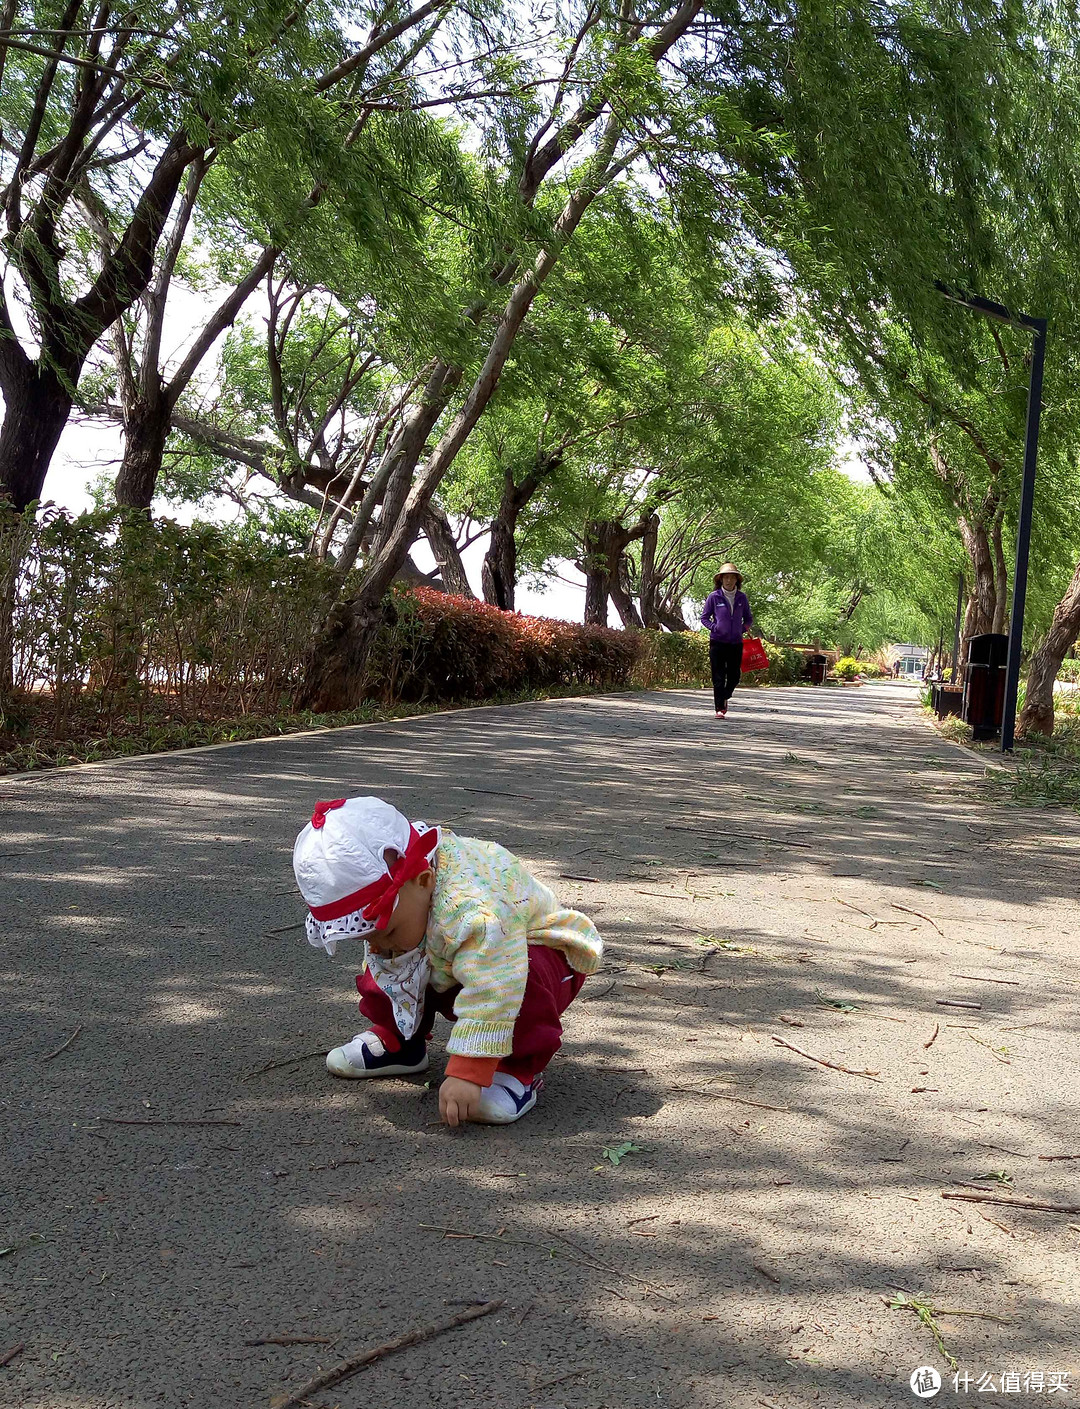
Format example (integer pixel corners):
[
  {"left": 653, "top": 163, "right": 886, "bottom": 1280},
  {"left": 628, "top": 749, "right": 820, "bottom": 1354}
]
[{"left": 440, "top": 1076, "right": 482, "bottom": 1127}]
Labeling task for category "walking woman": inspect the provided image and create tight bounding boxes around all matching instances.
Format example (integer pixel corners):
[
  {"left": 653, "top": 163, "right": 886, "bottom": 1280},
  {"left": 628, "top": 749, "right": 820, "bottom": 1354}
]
[{"left": 700, "top": 564, "right": 754, "bottom": 717}]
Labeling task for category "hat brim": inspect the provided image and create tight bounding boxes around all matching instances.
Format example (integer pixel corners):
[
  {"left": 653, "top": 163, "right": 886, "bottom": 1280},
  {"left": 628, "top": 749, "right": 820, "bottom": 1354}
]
[{"left": 306, "top": 907, "right": 378, "bottom": 957}]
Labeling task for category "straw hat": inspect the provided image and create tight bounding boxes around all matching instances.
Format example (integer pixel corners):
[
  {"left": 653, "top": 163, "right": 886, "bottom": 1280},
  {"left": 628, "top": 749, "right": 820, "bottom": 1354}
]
[{"left": 715, "top": 563, "right": 743, "bottom": 587}]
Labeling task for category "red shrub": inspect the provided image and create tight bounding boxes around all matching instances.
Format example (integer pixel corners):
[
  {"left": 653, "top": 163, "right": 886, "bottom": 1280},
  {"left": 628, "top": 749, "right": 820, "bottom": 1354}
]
[{"left": 370, "top": 587, "right": 642, "bottom": 702}]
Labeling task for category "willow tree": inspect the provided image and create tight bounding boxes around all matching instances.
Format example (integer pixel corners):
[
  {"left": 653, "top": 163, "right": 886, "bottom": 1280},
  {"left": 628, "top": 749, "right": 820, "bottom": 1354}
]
[{"left": 0, "top": 0, "right": 460, "bottom": 514}]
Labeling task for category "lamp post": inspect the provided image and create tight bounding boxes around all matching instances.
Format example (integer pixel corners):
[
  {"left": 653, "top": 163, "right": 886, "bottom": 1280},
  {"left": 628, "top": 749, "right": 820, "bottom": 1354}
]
[{"left": 935, "top": 284, "right": 1047, "bottom": 752}]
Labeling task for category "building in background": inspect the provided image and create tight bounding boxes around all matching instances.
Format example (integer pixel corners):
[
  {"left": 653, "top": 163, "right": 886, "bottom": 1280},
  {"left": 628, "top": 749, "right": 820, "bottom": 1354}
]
[{"left": 885, "top": 643, "right": 930, "bottom": 679}]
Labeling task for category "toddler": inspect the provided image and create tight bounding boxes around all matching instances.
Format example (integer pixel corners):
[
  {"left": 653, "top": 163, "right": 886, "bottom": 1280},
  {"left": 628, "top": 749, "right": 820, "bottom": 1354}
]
[{"left": 292, "top": 796, "right": 603, "bottom": 1125}]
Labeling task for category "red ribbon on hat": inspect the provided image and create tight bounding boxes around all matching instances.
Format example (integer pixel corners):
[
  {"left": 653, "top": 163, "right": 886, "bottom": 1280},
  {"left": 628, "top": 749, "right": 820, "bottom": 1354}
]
[
  {"left": 308, "top": 824, "right": 439, "bottom": 928},
  {"left": 310, "top": 799, "right": 346, "bottom": 829}
]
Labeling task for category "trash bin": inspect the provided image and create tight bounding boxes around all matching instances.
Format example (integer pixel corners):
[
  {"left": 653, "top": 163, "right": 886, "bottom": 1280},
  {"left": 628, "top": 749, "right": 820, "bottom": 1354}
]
[
  {"left": 806, "top": 654, "right": 827, "bottom": 685},
  {"left": 962, "top": 633, "right": 1008, "bottom": 740},
  {"left": 931, "top": 682, "right": 964, "bottom": 718}
]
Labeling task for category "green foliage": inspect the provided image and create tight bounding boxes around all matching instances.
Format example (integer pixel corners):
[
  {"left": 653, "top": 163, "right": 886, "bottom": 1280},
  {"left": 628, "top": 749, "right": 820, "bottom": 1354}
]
[
  {"left": 834, "top": 657, "right": 861, "bottom": 681},
  {"left": 5, "top": 506, "right": 333, "bottom": 724}
]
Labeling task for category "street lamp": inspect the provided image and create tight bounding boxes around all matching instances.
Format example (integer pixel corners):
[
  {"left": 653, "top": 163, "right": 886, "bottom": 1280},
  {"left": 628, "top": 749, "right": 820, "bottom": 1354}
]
[{"left": 935, "top": 283, "right": 1047, "bottom": 753}]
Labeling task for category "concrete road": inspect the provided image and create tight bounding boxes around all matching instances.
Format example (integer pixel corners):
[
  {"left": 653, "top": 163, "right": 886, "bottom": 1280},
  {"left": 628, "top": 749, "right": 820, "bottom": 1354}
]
[{"left": 2, "top": 682, "right": 1078, "bottom": 1408}]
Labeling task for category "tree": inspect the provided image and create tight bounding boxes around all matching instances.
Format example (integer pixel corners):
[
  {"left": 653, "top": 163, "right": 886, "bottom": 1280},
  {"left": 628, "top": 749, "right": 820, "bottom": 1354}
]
[
  {"left": 0, "top": 0, "right": 443, "bottom": 512},
  {"left": 292, "top": 0, "right": 733, "bottom": 708}
]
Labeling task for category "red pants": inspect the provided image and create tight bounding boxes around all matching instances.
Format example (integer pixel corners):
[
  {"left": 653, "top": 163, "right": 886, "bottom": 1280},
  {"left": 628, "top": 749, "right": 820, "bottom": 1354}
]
[{"left": 356, "top": 944, "right": 587, "bottom": 1084}]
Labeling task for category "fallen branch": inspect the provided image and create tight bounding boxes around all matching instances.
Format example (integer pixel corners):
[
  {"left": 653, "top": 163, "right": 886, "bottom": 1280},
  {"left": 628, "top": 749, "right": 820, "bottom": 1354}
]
[
  {"left": 459, "top": 786, "right": 534, "bottom": 800},
  {"left": 672, "top": 1088, "right": 789, "bottom": 1112},
  {"left": 531, "top": 1365, "right": 594, "bottom": 1392},
  {"left": 42, "top": 1025, "right": 82, "bottom": 1061},
  {"left": 923, "top": 1024, "right": 940, "bottom": 1050},
  {"left": 936, "top": 999, "right": 982, "bottom": 1011},
  {"left": 1038, "top": 1154, "right": 1080, "bottom": 1162},
  {"left": 967, "top": 1032, "right": 1011, "bottom": 1065},
  {"left": 263, "top": 922, "right": 305, "bottom": 936},
  {"left": 247, "top": 1335, "right": 333, "bottom": 1346},
  {"left": 582, "top": 981, "right": 616, "bottom": 1002},
  {"left": 269, "top": 1301, "right": 503, "bottom": 1409},
  {"left": 891, "top": 902, "right": 944, "bottom": 935},
  {"left": 0, "top": 1344, "right": 24, "bottom": 1368},
  {"left": 635, "top": 890, "right": 696, "bottom": 901},
  {"left": 560, "top": 874, "right": 601, "bottom": 883},
  {"left": 770, "top": 1035, "right": 882, "bottom": 1081},
  {"left": 242, "top": 1049, "right": 327, "bottom": 1081},
  {"left": 98, "top": 1117, "right": 242, "bottom": 1127},
  {"left": 951, "top": 974, "right": 1021, "bottom": 986},
  {"left": 942, "top": 1191, "right": 1080, "bottom": 1215}
]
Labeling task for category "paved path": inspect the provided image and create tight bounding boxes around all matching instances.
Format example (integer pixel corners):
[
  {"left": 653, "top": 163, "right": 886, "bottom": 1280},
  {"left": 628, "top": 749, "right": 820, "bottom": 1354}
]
[{"left": 2, "top": 682, "right": 1079, "bottom": 1409}]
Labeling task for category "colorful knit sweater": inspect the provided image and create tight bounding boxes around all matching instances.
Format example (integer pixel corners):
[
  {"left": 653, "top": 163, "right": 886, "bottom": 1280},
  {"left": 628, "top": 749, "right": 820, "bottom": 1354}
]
[{"left": 425, "top": 832, "right": 602, "bottom": 1081}]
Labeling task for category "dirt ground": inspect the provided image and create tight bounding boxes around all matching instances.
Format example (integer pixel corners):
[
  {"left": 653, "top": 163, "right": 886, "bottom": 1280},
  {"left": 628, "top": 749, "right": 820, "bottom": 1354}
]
[{"left": 2, "top": 680, "right": 1078, "bottom": 1409}]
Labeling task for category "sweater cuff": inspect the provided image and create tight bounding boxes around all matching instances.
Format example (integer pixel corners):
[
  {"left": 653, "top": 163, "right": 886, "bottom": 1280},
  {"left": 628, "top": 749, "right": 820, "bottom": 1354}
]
[
  {"left": 445, "top": 1055, "right": 500, "bottom": 1086},
  {"left": 446, "top": 1018, "right": 516, "bottom": 1058}
]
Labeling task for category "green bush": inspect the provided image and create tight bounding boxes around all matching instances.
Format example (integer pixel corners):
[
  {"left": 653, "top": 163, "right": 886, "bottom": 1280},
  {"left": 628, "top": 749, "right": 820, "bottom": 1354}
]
[
  {"left": 835, "top": 656, "right": 861, "bottom": 681},
  {"left": 632, "top": 630, "right": 711, "bottom": 689},
  {"left": 760, "top": 642, "right": 804, "bottom": 686},
  {"left": 4, "top": 505, "right": 331, "bottom": 725}
]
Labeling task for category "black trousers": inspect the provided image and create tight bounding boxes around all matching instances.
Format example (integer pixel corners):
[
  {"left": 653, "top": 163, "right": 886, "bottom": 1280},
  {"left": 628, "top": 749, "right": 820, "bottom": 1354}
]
[{"left": 709, "top": 640, "right": 742, "bottom": 710}]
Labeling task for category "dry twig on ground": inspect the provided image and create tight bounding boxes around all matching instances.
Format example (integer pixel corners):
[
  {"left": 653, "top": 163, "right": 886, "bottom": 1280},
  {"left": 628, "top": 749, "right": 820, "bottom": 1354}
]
[
  {"left": 42, "top": 1025, "right": 82, "bottom": 1061},
  {"left": 892, "top": 902, "right": 944, "bottom": 936},
  {"left": 942, "top": 1191, "right": 1080, "bottom": 1214},
  {"left": 770, "top": 1035, "right": 881, "bottom": 1081},
  {"left": 269, "top": 1301, "right": 504, "bottom": 1409}
]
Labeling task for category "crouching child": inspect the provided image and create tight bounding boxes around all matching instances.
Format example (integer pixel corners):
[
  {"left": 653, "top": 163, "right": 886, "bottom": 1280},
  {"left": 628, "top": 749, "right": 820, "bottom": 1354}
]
[{"left": 292, "top": 797, "right": 603, "bottom": 1125}]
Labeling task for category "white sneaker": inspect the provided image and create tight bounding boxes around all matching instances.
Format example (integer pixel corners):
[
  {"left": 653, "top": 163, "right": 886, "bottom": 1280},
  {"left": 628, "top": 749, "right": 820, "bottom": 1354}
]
[
  {"left": 326, "top": 1030, "right": 429, "bottom": 1079},
  {"left": 473, "top": 1071, "right": 541, "bottom": 1124}
]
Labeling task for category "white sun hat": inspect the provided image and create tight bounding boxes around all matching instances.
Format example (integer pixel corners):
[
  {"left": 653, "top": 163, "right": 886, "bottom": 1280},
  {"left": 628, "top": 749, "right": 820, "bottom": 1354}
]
[{"left": 292, "top": 797, "right": 440, "bottom": 956}]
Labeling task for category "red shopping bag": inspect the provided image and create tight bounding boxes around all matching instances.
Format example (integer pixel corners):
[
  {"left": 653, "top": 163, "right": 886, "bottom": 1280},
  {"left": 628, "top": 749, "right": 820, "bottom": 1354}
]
[{"left": 741, "top": 636, "right": 769, "bottom": 672}]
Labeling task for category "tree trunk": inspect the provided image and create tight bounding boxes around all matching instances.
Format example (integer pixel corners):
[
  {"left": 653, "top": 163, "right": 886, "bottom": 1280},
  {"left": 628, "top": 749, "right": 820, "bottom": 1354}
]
[
  {"left": 115, "top": 392, "right": 172, "bottom": 510},
  {"left": 609, "top": 551, "right": 643, "bottom": 629},
  {"left": 420, "top": 504, "right": 474, "bottom": 598},
  {"left": 991, "top": 513, "right": 1009, "bottom": 635},
  {"left": 638, "top": 513, "right": 661, "bottom": 627},
  {"left": 0, "top": 362, "right": 74, "bottom": 512},
  {"left": 657, "top": 606, "right": 689, "bottom": 632},
  {"left": 958, "top": 516, "right": 1001, "bottom": 646},
  {"left": 583, "top": 516, "right": 654, "bottom": 628},
  {"left": 581, "top": 520, "right": 613, "bottom": 626},
  {"left": 481, "top": 453, "right": 560, "bottom": 612},
  {"left": 1017, "top": 559, "right": 1080, "bottom": 737},
  {"left": 482, "top": 509, "right": 517, "bottom": 611}
]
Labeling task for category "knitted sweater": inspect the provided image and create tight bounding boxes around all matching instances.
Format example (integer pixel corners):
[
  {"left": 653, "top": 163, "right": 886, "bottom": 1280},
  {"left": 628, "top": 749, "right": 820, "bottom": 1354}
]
[{"left": 425, "top": 832, "right": 602, "bottom": 1076}]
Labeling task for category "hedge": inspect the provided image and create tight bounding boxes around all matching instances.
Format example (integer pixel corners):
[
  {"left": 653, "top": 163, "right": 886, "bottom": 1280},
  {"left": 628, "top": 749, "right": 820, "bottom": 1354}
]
[
  {"left": 2, "top": 509, "right": 809, "bottom": 734},
  {"left": 372, "top": 588, "right": 807, "bottom": 701}
]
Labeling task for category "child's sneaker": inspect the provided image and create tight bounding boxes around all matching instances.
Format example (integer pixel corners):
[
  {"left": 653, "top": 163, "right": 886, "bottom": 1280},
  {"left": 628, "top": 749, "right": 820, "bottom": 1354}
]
[
  {"left": 474, "top": 1071, "right": 541, "bottom": 1124},
  {"left": 326, "top": 1030, "right": 429, "bottom": 1078}
]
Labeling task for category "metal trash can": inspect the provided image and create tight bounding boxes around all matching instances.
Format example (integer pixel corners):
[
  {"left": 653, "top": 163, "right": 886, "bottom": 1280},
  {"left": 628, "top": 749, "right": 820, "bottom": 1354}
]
[
  {"left": 806, "top": 653, "right": 828, "bottom": 685},
  {"left": 962, "top": 633, "right": 1008, "bottom": 740}
]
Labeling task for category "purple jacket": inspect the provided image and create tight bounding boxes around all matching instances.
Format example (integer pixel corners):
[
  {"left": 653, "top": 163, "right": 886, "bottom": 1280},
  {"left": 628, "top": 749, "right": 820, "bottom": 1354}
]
[{"left": 701, "top": 588, "right": 753, "bottom": 644}]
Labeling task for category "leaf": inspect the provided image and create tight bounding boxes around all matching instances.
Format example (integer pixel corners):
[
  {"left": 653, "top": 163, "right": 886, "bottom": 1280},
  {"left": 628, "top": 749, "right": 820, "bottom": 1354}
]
[
  {"left": 815, "top": 989, "right": 859, "bottom": 1012},
  {"left": 914, "top": 879, "right": 944, "bottom": 889},
  {"left": 602, "top": 1141, "right": 642, "bottom": 1166}
]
